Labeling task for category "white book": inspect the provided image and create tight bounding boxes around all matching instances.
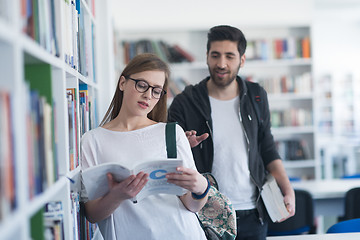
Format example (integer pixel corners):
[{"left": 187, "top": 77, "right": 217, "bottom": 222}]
[
  {"left": 261, "top": 174, "right": 290, "bottom": 222},
  {"left": 82, "top": 159, "right": 186, "bottom": 203}
]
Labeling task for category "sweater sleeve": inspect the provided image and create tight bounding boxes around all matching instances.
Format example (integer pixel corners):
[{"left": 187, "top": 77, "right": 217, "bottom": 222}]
[
  {"left": 81, "top": 130, "right": 99, "bottom": 170},
  {"left": 258, "top": 88, "right": 281, "bottom": 166},
  {"left": 80, "top": 130, "right": 99, "bottom": 202}
]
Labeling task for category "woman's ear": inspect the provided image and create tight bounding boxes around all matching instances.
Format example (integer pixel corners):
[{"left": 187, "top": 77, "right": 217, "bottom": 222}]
[{"left": 119, "top": 76, "right": 126, "bottom": 91}]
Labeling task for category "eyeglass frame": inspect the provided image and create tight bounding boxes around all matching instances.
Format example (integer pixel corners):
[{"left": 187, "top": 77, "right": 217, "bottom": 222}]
[{"left": 127, "top": 77, "right": 167, "bottom": 99}]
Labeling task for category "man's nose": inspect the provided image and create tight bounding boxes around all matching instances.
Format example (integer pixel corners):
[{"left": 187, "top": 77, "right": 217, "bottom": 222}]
[{"left": 216, "top": 56, "right": 226, "bottom": 69}]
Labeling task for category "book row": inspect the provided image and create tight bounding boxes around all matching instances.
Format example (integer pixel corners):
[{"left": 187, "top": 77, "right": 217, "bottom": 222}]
[
  {"left": 247, "top": 72, "right": 312, "bottom": 95},
  {"left": 122, "top": 39, "right": 195, "bottom": 64},
  {"left": 0, "top": 63, "right": 97, "bottom": 223},
  {"left": 271, "top": 108, "right": 313, "bottom": 128},
  {"left": 21, "top": 0, "right": 96, "bottom": 81},
  {"left": 316, "top": 74, "right": 360, "bottom": 137},
  {"left": 276, "top": 139, "right": 311, "bottom": 161},
  {"left": 168, "top": 73, "right": 312, "bottom": 101},
  {"left": 0, "top": 80, "right": 58, "bottom": 221},
  {"left": 246, "top": 36, "right": 311, "bottom": 60},
  {"left": 166, "top": 77, "right": 190, "bottom": 100},
  {"left": 67, "top": 85, "right": 97, "bottom": 171},
  {"left": 30, "top": 192, "right": 97, "bottom": 240}
]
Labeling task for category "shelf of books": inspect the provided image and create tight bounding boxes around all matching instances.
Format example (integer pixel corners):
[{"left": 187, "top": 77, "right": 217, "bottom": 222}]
[
  {"left": 113, "top": 29, "right": 207, "bottom": 103},
  {"left": 114, "top": 26, "right": 317, "bottom": 179},
  {"left": 0, "top": 0, "right": 109, "bottom": 239}
]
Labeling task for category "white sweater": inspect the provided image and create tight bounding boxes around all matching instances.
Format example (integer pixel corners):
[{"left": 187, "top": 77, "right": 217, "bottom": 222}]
[{"left": 81, "top": 123, "right": 206, "bottom": 240}]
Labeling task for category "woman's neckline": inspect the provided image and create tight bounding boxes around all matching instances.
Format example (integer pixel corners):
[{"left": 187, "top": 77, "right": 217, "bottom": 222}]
[{"left": 99, "top": 122, "right": 161, "bottom": 133}]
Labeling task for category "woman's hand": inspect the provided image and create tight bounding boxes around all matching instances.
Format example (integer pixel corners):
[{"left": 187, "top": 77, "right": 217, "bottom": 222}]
[
  {"left": 165, "top": 166, "right": 208, "bottom": 195},
  {"left": 166, "top": 166, "right": 209, "bottom": 212},
  {"left": 84, "top": 172, "right": 148, "bottom": 223},
  {"left": 107, "top": 171, "right": 149, "bottom": 201}
]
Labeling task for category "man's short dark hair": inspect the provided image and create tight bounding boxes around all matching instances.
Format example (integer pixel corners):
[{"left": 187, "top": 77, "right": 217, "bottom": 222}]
[{"left": 207, "top": 25, "right": 247, "bottom": 56}]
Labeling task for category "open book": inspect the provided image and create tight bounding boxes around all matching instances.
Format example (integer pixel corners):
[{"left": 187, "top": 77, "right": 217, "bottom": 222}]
[
  {"left": 261, "top": 174, "right": 290, "bottom": 222},
  {"left": 81, "top": 159, "right": 186, "bottom": 203}
]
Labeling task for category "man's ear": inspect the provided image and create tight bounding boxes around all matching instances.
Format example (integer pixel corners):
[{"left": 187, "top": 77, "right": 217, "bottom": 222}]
[
  {"left": 240, "top": 54, "right": 246, "bottom": 68},
  {"left": 119, "top": 76, "right": 126, "bottom": 91}
]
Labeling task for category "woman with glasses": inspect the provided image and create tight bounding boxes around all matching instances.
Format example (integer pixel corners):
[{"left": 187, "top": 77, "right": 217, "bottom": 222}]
[{"left": 81, "top": 53, "right": 208, "bottom": 240}]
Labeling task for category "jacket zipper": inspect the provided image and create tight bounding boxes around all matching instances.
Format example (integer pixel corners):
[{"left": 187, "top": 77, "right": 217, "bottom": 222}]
[
  {"left": 240, "top": 93, "right": 264, "bottom": 225},
  {"left": 205, "top": 120, "right": 213, "bottom": 139},
  {"left": 202, "top": 120, "right": 213, "bottom": 150}
]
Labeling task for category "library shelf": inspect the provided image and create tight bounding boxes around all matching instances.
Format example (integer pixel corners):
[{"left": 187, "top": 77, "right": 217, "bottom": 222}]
[{"left": 0, "top": 0, "right": 112, "bottom": 239}]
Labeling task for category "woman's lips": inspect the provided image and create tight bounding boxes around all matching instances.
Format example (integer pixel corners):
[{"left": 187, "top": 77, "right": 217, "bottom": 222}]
[{"left": 138, "top": 101, "right": 149, "bottom": 109}]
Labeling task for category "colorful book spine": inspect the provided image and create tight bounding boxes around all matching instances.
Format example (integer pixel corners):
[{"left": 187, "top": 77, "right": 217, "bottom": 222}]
[
  {"left": 67, "top": 88, "right": 79, "bottom": 170},
  {"left": 25, "top": 63, "right": 58, "bottom": 194},
  {"left": 0, "top": 91, "right": 16, "bottom": 220}
]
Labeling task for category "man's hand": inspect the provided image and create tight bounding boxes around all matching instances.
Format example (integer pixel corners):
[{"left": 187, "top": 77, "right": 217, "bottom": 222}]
[
  {"left": 277, "top": 193, "right": 296, "bottom": 222},
  {"left": 185, "top": 130, "right": 209, "bottom": 148}
]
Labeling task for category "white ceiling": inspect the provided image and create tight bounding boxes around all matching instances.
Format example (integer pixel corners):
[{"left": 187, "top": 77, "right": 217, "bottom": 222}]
[
  {"left": 110, "top": 0, "right": 314, "bottom": 32},
  {"left": 110, "top": 0, "right": 360, "bottom": 32}
]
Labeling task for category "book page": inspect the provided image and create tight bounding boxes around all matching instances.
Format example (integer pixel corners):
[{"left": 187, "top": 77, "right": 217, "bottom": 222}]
[
  {"left": 82, "top": 163, "right": 131, "bottom": 201},
  {"left": 133, "top": 159, "right": 186, "bottom": 203}
]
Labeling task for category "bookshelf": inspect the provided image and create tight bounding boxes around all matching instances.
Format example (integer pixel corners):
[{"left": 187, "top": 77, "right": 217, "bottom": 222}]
[
  {"left": 115, "top": 25, "right": 317, "bottom": 180},
  {"left": 0, "top": 0, "right": 112, "bottom": 239},
  {"left": 312, "top": 4, "right": 360, "bottom": 180},
  {"left": 315, "top": 73, "right": 360, "bottom": 179}
]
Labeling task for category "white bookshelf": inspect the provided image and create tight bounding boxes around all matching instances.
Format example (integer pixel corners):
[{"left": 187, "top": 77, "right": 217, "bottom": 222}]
[
  {"left": 0, "top": 0, "right": 112, "bottom": 239},
  {"left": 314, "top": 73, "right": 360, "bottom": 179},
  {"left": 312, "top": 2, "right": 360, "bottom": 180}
]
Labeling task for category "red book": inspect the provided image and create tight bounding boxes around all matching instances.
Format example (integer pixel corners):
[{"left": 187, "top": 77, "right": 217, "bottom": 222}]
[
  {"left": 273, "top": 39, "right": 283, "bottom": 59},
  {"left": 1, "top": 92, "right": 16, "bottom": 210},
  {"left": 173, "top": 44, "right": 195, "bottom": 62}
]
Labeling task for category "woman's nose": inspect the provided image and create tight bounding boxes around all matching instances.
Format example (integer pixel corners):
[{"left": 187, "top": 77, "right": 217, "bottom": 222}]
[{"left": 142, "top": 87, "right": 153, "bottom": 99}]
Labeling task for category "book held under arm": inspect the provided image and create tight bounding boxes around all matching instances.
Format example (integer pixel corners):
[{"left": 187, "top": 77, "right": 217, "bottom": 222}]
[
  {"left": 261, "top": 174, "right": 290, "bottom": 222},
  {"left": 81, "top": 159, "right": 186, "bottom": 203}
]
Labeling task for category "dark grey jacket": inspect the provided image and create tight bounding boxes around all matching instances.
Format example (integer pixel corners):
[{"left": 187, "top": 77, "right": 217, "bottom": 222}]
[{"left": 168, "top": 76, "right": 281, "bottom": 222}]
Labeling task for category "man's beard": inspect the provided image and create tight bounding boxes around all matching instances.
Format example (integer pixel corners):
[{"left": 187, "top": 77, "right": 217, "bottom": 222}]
[{"left": 208, "top": 65, "right": 240, "bottom": 88}]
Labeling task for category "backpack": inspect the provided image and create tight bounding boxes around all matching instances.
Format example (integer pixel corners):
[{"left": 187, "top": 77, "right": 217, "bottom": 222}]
[{"left": 165, "top": 122, "right": 237, "bottom": 240}]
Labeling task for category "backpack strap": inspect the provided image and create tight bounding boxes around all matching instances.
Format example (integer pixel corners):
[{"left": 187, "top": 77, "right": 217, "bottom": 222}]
[
  {"left": 165, "top": 122, "right": 177, "bottom": 158},
  {"left": 246, "top": 80, "right": 263, "bottom": 129}
]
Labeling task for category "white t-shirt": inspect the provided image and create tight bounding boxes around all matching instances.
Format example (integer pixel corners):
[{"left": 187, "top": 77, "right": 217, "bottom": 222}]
[
  {"left": 81, "top": 123, "right": 206, "bottom": 240},
  {"left": 210, "top": 96, "right": 256, "bottom": 210}
]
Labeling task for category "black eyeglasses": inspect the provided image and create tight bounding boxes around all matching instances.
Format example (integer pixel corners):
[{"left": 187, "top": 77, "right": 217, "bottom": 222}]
[{"left": 127, "top": 77, "right": 166, "bottom": 99}]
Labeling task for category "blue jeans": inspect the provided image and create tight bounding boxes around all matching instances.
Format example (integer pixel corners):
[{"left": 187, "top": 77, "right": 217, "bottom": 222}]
[{"left": 235, "top": 209, "right": 268, "bottom": 240}]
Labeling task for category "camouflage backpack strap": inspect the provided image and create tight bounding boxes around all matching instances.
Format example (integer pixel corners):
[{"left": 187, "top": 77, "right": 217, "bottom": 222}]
[
  {"left": 164, "top": 124, "right": 237, "bottom": 239},
  {"left": 202, "top": 172, "right": 219, "bottom": 190},
  {"left": 198, "top": 173, "right": 237, "bottom": 240}
]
